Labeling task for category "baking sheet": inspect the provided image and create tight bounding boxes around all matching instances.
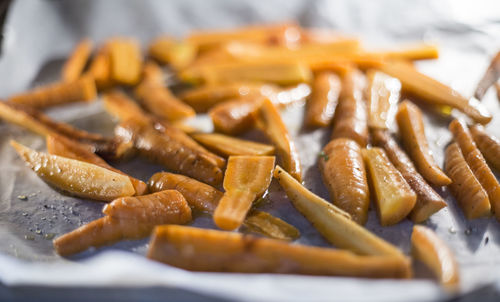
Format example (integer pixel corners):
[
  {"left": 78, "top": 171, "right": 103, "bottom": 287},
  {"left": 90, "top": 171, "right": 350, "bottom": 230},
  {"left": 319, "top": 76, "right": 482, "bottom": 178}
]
[{"left": 1, "top": 0, "right": 500, "bottom": 301}]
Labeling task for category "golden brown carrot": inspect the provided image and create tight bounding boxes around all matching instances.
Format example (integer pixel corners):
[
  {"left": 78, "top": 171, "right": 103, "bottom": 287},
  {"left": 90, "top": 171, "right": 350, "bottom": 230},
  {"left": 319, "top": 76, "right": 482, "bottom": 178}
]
[
  {"left": 396, "top": 100, "right": 451, "bottom": 186},
  {"left": 54, "top": 190, "right": 192, "bottom": 256},
  {"left": 103, "top": 90, "right": 150, "bottom": 123},
  {"left": 304, "top": 71, "right": 341, "bottom": 128},
  {"left": 362, "top": 148, "right": 417, "bottom": 226},
  {"left": 213, "top": 156, "right": 275, "bottom": 230},
  {"left": 319, "top": 138, "right": 370, "bottom": 225},
  {"left": 147, "top": 225, "right": 410, "bottom": 278},
  {"left": 243, "top": 210, "right": 300, "bottom": 241},
  {"left": 371, "top": 130, "right": 446, "bottom": 223},
  {"left": 331, "top": 69, "right": 368, "bottom": 147},
  {"left": 470, "top": 124, "right": 500, "bottom": 172},
  {"left": 377, "top": 60, "right": 491, "bottom": 124},
  {"left": 8, "top": 75, "right": 97, "bottom": 109},
  {"left": 209, "top": 97, "right": 261, "bottom": 135},
  {"left": 135, "top": 81, "right": 195, "bottom": 121},
  {"left": 148, "top": 37, "right": 197, "bottom": 70},
  {"left": 444, "top": 143, "right": 491, "bottom": 219},
  {"left": 496, "top": 82, "right": 500, "bottom": 101},
  {"left": 411, "top": 226, "right": 460, "bottom": 291},
  {"left": 366, "top": 70, "right": 401, "bottom": 130},
  {"left": 373, "top": 44, "right": 439, "bottom": 61},
  {"left": 46, "top": 134, "right": 146, "bottom": 196},
  {"left": 107, "top": 38, "right": 143, "bottom": 86},
  {"left": 11, "top": 140, "right": 135, "bottom": 202},
  {"left": 256, "top": 99, "right": 302, "bottom": 181},
  {"left": 86, "top": 45, "right": 113, "bottom": 90},
  {"left": 62, "top": 38, "right": 93, "bottom": 82},
  {"left": 274, "top": 165, "right": 408, "bottom": 260},
  {"left": 449, "top": 119, "right": 500, "bottom": 220},
  {"left": 141, "top": 60, "right": 164, "bottom": 85},
  {"left": 191, "top": 133, "right": 275, "bottom": 157},
  {"left": 474, "top": 52, "right": 500, "bottom": 100}
]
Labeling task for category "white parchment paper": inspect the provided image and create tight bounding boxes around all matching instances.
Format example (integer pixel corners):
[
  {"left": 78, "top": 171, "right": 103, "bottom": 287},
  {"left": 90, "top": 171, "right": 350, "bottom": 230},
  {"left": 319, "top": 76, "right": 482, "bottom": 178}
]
[{"left": 1, "top": 0, "right": 500, "bottom": 301}]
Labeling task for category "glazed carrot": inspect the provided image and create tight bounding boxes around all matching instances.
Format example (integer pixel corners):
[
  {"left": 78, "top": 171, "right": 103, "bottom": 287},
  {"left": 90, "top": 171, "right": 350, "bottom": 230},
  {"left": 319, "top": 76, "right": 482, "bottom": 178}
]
[
  {"left": 373, "top": 44, "right": 439, "bottom": 61},
  {"left": 11, "top": 141, "right": 135, "bottom": 202},
  {"left": 46, "top": 134, "right": 146, "bottom": 196},
  {"left": 377, "top": 60, "right": 491, "bottom": 124},
  {"left": 470, "top": 125, "right": 500, "bottom": 172},
  {"left": 474, "top": 51, "right": 500, "bottom": 100},
  {"left": 107, "top": 38, "right": 142, "bottom": 86},
  {"left": 256, "top": 99, "right": 302, "bottom": 181},
  {"left": 243, "top": 210, "right": 300, "bottom": 241},
  {"left": 366, "top": 70, "right": 401, "bottom": 130},
  {"left": 141, "top": 60, "right": 164, "bottom": 85},
  {"left": 54, "top": 190, "right": 192, "bottom": 256},
  {"left": 62, "top": 38, "right": 93, "bottom": 82},
  {"left": 116, "top": 119, "right": 224, "bottom": 186},
  {"left": 191, "top": 133, "right": 275, "bottom": 157},
  {"left": 411, "top": 226, "right": 460, "bottom": 291},
  {"left": 148, "top": 37, "right": 197, "bottom": 70},
  {"left": 449, "top": 119, "right": 500, "bottom": 220},
  {"left": 213, "top": 156, "right": 275, "bottom": 230},
  {"left": 209, "top": 98, "right": 261, "bottom": 135},
  {"left": 330, "top": 69, "right": 368, "bottom": 147},
  {"left": 371, "top": 130, "right": 446, "bottom": 223},
  {"left": 362, "top": 148, "right": 417, "bottom": 226},
  {"left": 86, "top": 45, "right": 113, "bottom": 90},
  {"left": 304, "top": 71, "right": 341, "bottom": 128},
  {"left": 496, "top": 82, "right": 500, "bottom": 101},
  {"left": 396, "top": 100, "right": 451, "bottom": 186},
  {"left": 274, "top": 165, "right": 408, "bottom": 260},
  {"left": 135, "top": 81, "right": 196, "bottom": 121},
  {"left": 103, "top": 90, "right": 150, "bottom": 123},
  {"left": 147, "top": 225, "right": 410, "bottom": 278},
  {"left": 444, "top": 143, "right": 491, "bottom": 219},
  {"left": 8, "top": 75, "right": 96, "bottom": 109},
  {"left": 319, "top": 138, "right": 370, "bottom": 225}
]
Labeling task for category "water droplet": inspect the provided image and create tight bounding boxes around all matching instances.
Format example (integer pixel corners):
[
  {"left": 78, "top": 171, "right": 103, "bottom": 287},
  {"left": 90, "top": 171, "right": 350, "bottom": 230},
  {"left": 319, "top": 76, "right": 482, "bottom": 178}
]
[
  {"left": 17, "top": 195, "right": 27, "bottom": 201},
  {"left": 448, "top": 227, "right": 456, "bottom": 234},
  {"left": 44, "top": 233, "right": 55, "bottom": 240}
]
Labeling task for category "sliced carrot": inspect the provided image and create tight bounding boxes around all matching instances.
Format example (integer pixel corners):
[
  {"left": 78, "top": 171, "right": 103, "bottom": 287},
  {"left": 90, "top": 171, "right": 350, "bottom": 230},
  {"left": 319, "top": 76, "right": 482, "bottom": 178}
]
[
  {"left": 192, "top": 133, "right": 274, "bottom": 157},
  {"left": 108, "top": 38, "right": 143, "bottom": 86},
  {"left": 366, "top": 70, "right": 401, "bottom": 130},
  {"left": 304, "top": 71, "right": 341, "bottom": 128},
  {"left": 62, "top": 38, "right": 93, "bottom": 82}
]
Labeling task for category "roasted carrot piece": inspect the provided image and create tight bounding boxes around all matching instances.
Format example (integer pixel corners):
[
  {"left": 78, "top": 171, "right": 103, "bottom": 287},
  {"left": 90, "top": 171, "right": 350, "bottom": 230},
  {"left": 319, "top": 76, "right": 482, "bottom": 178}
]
[
  {"left": 102, "top": 90, "right": 150, "bottom": 123},
  {"left": 11, "top": 141, "right": 135, "bottom": 202},
  {"left": 213, "top": 156, "right": 275, "bottom": 230},
  {"left": 135, "top": 81, "right": 195, "bottom": 121},
  {"left": 147, "top": 225, "right": 410, "bottom": 278},
  {"left": 397, "top": 100, "right": 451, "bottom": 186},
  {"left": 363, "top": 148, "right": 417, "bottom": 226},
  {"left": 192, "top": 133, "right": 275, "bottom": 157},
  {"left": 319, "top": 138, "right": 370, "bottom": 225},
  {"left": 373, "top": 44, "right": 439, "bottom": 61},
  {"left": 372, "top": 130, "right": 446, "bottom": 223},
  {"left": 209, "top": 98, "right": 261, "bottom": 135},
  {"left": 411, "top": 226, "right": 460, "bottom": 291},
  {"left": 86, "top": 45, "right": 113, "bottom": 90},
  {"left": 8, "top": 75, "right": 96, "bottom": 109},
  {"left": 496, "top": 82, "right": 500, "bottom": 101},
  {"left": 444, "top": 143, "right": 491, "bottom": 219},
  {"left": 46, "top": 134, "right": 146, "bottom": 196},
  {"left": 304, "top": 71, "right": 341, "bottom": 128},
  {"left": 331, "top": 69, "right": 368, "bottom": 147},
  {"left": 141, "top": 60, "right": 164, "bottom": 85},
  {"left": 474, "top": 51, "right": 500, "bottom": 100},
  {"left": 107, "top": 38, "right": 143, "bottom": 86},
  {"left": 148, "top": 37, "right": 197, "bottom": 70},
  {"left": 256, "top": 99, "right": 302, "bottom": 181},
  {"left": 54, "top": 190, "right": 192, "bottom": 256},
  {"left": 243, "top": 210, "right": 300, "bottom": 241},
  {"left": 449, "top": 119, "right": 500, "bottom": 220},
  {"left": 470, "top": 125, "right": 500, "bottom": 172},
  {"left": 377, "top": 60, "right": 491, "bottom": 124},
  {"left": 366, "top": 70, "right": 401, "bottom": 130},
  {"left": 274, "top": 166, "right": 408, "bottom": 261},
  {"left": 62, "top": 38, "right": 93, "bottom": 82}
]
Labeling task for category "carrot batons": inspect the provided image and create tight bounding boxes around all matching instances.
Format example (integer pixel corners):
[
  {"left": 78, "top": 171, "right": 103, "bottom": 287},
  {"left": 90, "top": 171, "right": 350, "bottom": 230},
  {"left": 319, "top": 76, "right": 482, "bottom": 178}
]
[
  {"left": 470, "top": 124, "right": 500, "bottom": 172},
  {"left": 371, "top": 130, "right": 446, "bottom": 223},
  {"left": 366, "top": 70, "right": 401, "bottom": 130},
  {"left": 213, "top": 156, "right": 275, "bottom": 230},
  {"left": 141, "top": 60, "right": 165, "bottom": 85},
  {"left": 474, "top": 51, "right": 500, "bottom": 100},
  {"left": 192, "top": 133, "right": 275, "bottom": 157},
  {"left": 256, "top": 99, "right": 302, "bottom": 181},
  {"left": 396, "top": 100, "right": 451, "bottom": 186},
  {"left": 11, "top": 141, "right": 135, "bottom": 202},
  {"left": 304, "top": 71, "right": 341, "bottom": 128},
  {"left": 411, "top": 226, "right": 460, "bottom": 291},
  {"left": 209, "top": 98, "right": 261, "bottom": 135},
  {"left": 148, "top": 36, "right": 197, "bottom": 70},
  {"left": 8, "top": 75, "right": 96, "bottom": 109},
  {"left": 444, "top": 143, "right": 490, "bottom": 219},
  {"left": 87, "top": 45, "right": 113, "bottom": 90},
  {"left": 243, "top": 210, "right": 300, "bottom": 241},
  {"left": 319, "top": 138, "right": 370, "bottom": 225},
  {"left": 147, "top": 225, "right": 410, "bottom": 278},
  {"left": 62, "top": 38, "right": 93, "bottom": 82},
  {"left": 449, "top": 119, "right": 500, "bottom": 220},
  {"left": 54, "top": 190, "right": 192, "bottom": 256},
  {"left": 362, "top": 148, "right": 417, "bottom": 226},
  {"left": 331, "top": 69, "right": 368, "bottom": 147},
  {"left": 377, "top": 60, "right": 491, "bottom": 124},
  {"left": 108, "top": 38, "right": 143, "bottom": 86}
]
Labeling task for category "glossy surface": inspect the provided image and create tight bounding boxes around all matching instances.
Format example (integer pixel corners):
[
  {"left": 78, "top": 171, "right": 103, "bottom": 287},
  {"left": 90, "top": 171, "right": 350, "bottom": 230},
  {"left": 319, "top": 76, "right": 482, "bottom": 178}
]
[
  {"left": 474, "top": 51, "right": 500, "bottom": 100},
  {"left": 304, "top": 71, "right": 340, "bottom": 128},
  {"left": 192, "top": 133, "right": 275, "bottom": 157},
  {"left": 107, "top": 38, "right": 143, "bottom": 86},
  {"left": 243, "top": 210, "right": 300, "bottom": 241},
  {"left": 209, "top": 97, "right": 260, "bottom": 135},
  {"left": 366, "top": 70, "right": 401, "bottom": 130},
  {"left": 470, "top": 124, "right": 500, "bottom": 172}
]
